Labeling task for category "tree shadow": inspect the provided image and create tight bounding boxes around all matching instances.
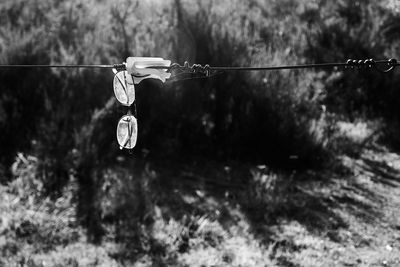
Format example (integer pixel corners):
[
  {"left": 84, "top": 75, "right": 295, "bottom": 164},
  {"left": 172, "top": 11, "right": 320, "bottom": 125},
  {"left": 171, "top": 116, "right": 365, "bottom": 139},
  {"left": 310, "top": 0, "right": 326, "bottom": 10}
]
[
  {"left": 88, "top": 145, "right": 400, "bottom": 265},
  {"left": 361, "top": 157, "right": 400, "bottom": 187},
  {"left": 131, "top": 149, "right": 400, "bottom": 263}
]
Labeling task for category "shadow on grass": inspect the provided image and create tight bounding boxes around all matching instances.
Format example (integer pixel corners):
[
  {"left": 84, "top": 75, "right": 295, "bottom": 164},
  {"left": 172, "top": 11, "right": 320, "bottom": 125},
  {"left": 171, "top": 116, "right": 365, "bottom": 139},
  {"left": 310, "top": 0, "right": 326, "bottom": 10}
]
[
  {"left": 361, "top": 157, "right": 400, "bottom": 187},
  {"left": 80, "top": 145, "right": 400, "bottom": 265}
]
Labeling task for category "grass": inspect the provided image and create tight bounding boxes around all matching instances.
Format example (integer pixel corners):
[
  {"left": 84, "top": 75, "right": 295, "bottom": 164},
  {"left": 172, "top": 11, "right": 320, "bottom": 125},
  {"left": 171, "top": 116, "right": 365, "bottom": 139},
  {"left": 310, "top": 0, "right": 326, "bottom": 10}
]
[{"left": 2, "top": 122, "right": 400, "bottom": 266}]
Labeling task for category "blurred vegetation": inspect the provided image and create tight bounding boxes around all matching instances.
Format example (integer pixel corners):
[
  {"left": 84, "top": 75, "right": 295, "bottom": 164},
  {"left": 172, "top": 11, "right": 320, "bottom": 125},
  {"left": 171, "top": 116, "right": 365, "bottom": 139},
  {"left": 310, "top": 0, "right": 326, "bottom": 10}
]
[{"left": 1, "top": 0, "right": 400, "bottom": 265}]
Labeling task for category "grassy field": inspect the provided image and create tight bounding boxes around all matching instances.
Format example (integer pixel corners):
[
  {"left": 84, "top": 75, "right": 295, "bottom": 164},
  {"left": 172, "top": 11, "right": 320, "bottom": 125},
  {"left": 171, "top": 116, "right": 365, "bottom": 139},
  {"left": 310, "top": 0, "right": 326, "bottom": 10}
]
[{"left": 1, "top": 122, "right": 400, "bottom": 266}]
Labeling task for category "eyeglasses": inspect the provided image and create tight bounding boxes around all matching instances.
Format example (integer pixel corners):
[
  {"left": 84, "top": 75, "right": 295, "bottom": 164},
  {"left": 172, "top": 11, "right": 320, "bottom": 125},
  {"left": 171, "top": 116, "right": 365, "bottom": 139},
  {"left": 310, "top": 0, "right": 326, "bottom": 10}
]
[
  {"left": 113, "top": 70, "right": 138, "bottom": 150},
  {"left": 112, "top": 57, "right": 171, "bottom": 151}
]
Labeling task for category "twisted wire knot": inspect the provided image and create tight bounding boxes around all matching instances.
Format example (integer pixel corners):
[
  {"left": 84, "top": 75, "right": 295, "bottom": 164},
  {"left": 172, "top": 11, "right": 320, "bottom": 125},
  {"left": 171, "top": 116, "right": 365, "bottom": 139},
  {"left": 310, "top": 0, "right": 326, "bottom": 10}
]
[
  {"left": 169, "top": 61, "right": 212, "bottom": 77},
  {"left": 113, "top": 63, "right": 126, "bottom": 72},
  {"left": 388, "top": 58, "right": 398, "bottom": 67},
  {"left": 346, "top": 58, "right": 397, "bottom": 73}
]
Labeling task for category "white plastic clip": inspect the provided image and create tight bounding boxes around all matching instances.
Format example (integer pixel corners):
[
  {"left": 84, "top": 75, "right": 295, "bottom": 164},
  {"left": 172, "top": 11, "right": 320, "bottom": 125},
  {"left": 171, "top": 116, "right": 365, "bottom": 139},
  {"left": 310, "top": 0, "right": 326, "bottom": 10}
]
[{"left": 126, "top": 57, "right": 171, "bottom": 84}]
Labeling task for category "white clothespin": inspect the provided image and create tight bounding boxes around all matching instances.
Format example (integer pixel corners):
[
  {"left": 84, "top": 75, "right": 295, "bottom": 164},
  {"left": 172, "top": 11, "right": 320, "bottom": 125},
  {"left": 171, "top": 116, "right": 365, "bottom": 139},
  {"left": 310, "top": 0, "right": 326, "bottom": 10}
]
[{"left": 126, "top": 57, "right": 171, "bottom": 84}]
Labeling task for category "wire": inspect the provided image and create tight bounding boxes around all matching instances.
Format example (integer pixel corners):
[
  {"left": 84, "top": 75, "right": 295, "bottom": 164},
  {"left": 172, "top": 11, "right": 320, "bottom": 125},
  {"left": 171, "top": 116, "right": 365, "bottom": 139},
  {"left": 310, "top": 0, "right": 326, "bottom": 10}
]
[
  {"left": 212, "top": 62, "right": 347, "bottom": 71},
  {"left": 0, "top": 64, "right": 115, "bottom": 69},
  {"left": 0, "top": 59, "right": 398, "bottom": 74}
]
